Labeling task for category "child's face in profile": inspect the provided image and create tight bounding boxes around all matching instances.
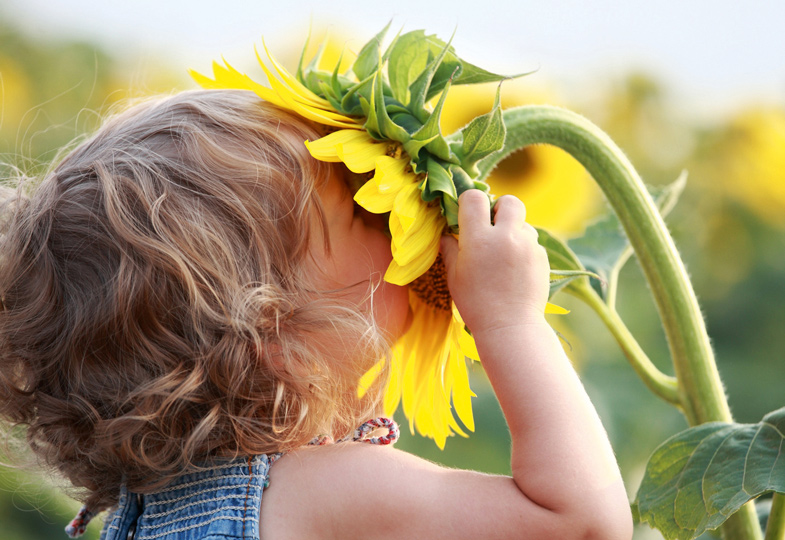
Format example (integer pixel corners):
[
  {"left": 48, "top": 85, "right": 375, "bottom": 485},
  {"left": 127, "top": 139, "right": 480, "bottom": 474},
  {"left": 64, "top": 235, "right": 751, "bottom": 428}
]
[{"left": 311, "top": 168, "right": 411, "bottom": 341}]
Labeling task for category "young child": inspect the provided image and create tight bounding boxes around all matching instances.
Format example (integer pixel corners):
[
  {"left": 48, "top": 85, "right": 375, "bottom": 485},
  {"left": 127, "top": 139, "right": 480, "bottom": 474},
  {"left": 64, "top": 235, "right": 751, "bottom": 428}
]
[{"left": 0, "top": 89, "right": 632, "bottom": 540}]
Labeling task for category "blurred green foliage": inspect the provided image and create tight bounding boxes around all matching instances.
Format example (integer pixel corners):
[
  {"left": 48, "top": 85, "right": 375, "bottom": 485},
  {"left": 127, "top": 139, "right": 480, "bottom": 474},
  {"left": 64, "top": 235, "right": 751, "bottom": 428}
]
[{"left": 1, "top": 18, "right": 783, "bottom": 540}]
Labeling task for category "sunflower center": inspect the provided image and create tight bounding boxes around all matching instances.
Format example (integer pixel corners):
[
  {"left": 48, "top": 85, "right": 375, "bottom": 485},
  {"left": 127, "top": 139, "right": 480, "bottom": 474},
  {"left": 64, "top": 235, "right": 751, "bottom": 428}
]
[{"left": 410, "top": 254, "right": 452, "bottom": 312}]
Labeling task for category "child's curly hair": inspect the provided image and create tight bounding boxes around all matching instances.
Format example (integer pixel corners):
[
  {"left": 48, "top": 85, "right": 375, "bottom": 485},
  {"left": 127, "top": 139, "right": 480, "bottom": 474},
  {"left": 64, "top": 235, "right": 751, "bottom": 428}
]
[{"left": 0, "top": 90, "right": 387, "bottom": 511}]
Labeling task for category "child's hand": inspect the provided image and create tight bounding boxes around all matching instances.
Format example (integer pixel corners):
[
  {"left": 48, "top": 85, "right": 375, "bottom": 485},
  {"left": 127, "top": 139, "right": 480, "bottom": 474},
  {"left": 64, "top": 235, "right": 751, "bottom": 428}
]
[{"left": 440, "top": 189, "right": 550, "bottom": 336}]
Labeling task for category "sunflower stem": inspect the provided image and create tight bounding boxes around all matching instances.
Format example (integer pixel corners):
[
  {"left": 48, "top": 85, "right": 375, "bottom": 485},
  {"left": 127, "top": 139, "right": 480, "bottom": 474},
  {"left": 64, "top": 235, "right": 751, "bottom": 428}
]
[
  {"left": 765, "top": 494, "right": 785, "bottom": 540},
  {"left": 487, "top": 105, "right": 762, "bottom": 540},
  {"left": 569, "top": 280, "right": 680, "bottom": 405}
]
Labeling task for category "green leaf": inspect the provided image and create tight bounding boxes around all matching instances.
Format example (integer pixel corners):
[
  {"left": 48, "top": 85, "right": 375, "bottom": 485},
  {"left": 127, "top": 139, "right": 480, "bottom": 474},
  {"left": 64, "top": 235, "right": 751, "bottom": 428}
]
[
  {"left": 387, "top": 30, "right": 430, "bottom": 105},
  {"left": 568, "top": 172, "right": 687, "bottom": 300},
  {"left": 634, "top": 406, "right": 785, "bottom": 540},
  {"left": 352, "top": 20, "right": 391, "bottom": 81},
  {"left": 457, "top": 83, "right": 506, "bottom": 176},
  {"left": 537, "top": 228, "right": 583, "bottom": 272},
  {"left": 536, "top": 228, "right": 590, "bottom": 298}
]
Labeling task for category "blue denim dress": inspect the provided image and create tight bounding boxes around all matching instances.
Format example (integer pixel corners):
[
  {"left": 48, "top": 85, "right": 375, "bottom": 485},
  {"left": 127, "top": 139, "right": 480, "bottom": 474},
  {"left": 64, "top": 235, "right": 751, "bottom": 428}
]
[
  {"left": 64, "top": 418, "right": 398, "bottom": 539},
  {"left": 99, "top": 454, "right": 275, "bottom": 540}
]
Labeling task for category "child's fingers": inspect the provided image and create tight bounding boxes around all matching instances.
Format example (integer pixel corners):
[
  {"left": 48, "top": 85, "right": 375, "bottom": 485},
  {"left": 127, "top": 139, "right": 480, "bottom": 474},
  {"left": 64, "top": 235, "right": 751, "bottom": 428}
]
[
  {"left": 457, "top": 190, "right": 492, "bottom": 234},
  {"left": 439, "top": 234, "right": 459, "bottom": 276},
  {"left": 492, "top": 195, "right": 527, "bottom": 228}
]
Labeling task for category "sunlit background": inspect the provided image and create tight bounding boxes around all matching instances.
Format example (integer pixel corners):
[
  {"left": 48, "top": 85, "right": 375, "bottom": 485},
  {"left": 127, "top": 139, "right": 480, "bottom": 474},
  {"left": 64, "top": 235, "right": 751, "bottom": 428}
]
[{"left": 1, "top": 1, "right": 783, "bottom": 539}]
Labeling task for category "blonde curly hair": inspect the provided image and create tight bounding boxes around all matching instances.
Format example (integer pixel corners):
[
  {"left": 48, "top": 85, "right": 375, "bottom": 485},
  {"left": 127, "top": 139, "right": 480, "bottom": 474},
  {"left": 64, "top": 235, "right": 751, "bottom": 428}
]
[{"left": 0, "top": 90, "right": 388, "bottom": 511}]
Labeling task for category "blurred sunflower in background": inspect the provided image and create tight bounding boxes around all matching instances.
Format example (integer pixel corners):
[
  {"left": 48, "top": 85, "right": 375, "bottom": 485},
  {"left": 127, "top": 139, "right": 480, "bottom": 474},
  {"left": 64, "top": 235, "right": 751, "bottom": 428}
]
[{"left": 706, "top": 107, "right": 785, "bottom": 228}]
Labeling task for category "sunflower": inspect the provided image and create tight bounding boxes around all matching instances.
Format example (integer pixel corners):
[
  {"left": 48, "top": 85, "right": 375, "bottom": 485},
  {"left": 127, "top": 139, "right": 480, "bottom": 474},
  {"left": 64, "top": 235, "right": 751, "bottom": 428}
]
[{"left": 191, "top": 26, "right": 561, "bottom": 446}]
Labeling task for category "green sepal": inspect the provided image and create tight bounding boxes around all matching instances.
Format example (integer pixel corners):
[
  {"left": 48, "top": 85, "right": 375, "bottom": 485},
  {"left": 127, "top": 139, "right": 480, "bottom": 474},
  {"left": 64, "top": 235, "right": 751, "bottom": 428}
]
[
  {"left": 423, "top": 158, "right": 457, "bottom": 202},
  {"left": 450, "top": 166, "right": 475, "bottom": 196},
  {"left": 392, "top": 112, "right": 424, "bottom": 134},
  {"left": 340, "top": 74, "right": 374, "bottom": 115},
  {"left": 352, "top": 20, "right": 392, "bottom": 81},
  {"left": 372, "top": 63, "right": 411, "bottom": 144},
  {"left": 403, "top": 136, "right": 438, "bottom": 164},
  {"left": 295, "top": 25, "right": 314, "bottom": 85},
  {"left": 387, "top": 30, "right": 431, "bottom": 106},
  {"left": 384, "top": 102, "right": 411, "bottom": 116},
  {"left": 358, "top": 95, "right": 382, "bottom": 140},
  {"left": 456, "top": 82, "right": 506, "bottom": 176},
  {"left": 329, "top": 47, "right": 347, "bottom": 98},
  {"left": 442, "top": 192, "right": 460, "bottom": 228},
  {"left": 414, "top": 34, "right": 515, "bottom": 103},
  {"left": 317, "top": 81, "right": 346, "bottom": 113},
  {"left": 447, "top": 62, "right": 532, "bottom": 96},
  {"left": 407, "top": 30, "right": 457, "bottom": 117},
  {"left": 300, "top": 33, "right": 329, "bottom": 94},
  {"left": 409, "top": 67, "right": 458, "bottom": 163}
]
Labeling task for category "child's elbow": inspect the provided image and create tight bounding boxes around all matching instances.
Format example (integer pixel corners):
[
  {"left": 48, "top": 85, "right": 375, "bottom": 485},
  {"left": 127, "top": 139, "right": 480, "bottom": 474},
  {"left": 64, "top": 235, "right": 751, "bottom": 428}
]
[{"left": 571, "top": 489, "right": 634, "bottom": 540}]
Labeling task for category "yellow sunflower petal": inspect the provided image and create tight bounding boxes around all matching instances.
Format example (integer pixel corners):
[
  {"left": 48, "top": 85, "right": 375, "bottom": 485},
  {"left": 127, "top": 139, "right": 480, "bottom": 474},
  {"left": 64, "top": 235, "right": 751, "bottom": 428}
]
[
  {"left": 253, "top": 53, "right": 358, "bottom": 128},
  {"left": 389, "top": 206, "right": 442, "bottom": 266},
  {"left": 373, "top": 156, "right": 413, "bottom": 193},
  {"left": 305, "top": 130, "right": 387, "bottom": 173},
  {"left": 451, "top": 306, "right": 480, "bottom": 361},
  {"left": 258, "top": 40, "right": 332, "bottom": 109},
  {"left": 190, "top": 61, "right": 288, "bottom": 109},
  {"left": 354, "top": 156, "right": 415, "bottom": 214},
  {"left": 354, "top": 179, "right": 395, "bottom": 213},
  {"left": 545, "top": 302, "right": 570, "bottom": 314},
  {"left": 448, "top": 333, "right": 475, "bottom": 432},
  {"left": 357, "top": 358, "right": 385, "bottom": 398},
  {"left": 384, "top": 246, "right": 439, "bottom": 285},
  {"left": 457, "top": 326, "right": 480, "bottom": 361},
  {"left": 390, "top": 182, "right": 422, "bottom": 232},
  {"left": 384, "top": 346, "right": 404, "bottom": 416}
]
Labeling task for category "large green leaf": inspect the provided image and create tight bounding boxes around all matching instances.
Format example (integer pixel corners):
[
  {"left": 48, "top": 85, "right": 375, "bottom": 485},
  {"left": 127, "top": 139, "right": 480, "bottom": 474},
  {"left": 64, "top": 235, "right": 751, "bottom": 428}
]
[
  {"left": 568, "top": 172, "right": 686, "bottom": 300},
  {"left": 634, "top": 406, "right": 785, "bottom": 540}
]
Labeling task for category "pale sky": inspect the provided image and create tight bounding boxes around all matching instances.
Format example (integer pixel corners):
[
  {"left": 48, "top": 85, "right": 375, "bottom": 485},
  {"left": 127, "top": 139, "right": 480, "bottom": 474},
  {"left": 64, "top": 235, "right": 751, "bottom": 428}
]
[{"left": 4, "top": 0, "right": 784, "bottom": 117}]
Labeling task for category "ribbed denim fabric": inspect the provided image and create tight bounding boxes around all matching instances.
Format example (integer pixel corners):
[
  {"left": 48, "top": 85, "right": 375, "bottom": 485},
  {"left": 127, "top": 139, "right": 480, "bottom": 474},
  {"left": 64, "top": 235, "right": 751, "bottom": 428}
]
[{"left": 100, "top": 454, "right": 274, "bottom": 540}]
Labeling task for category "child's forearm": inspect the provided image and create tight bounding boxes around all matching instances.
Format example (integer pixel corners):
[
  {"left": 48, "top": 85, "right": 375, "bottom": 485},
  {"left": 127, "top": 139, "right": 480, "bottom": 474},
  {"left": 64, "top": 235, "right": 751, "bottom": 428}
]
[{"left": 475, "top": 318, "right": 629, "bottom": 525}]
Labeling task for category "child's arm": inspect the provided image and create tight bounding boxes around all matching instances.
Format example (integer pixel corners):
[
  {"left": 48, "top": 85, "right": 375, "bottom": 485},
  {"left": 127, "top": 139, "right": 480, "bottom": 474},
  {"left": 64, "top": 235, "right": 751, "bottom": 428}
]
[{"left": 261, "top": 190, "right": 632, "bottom": 540}]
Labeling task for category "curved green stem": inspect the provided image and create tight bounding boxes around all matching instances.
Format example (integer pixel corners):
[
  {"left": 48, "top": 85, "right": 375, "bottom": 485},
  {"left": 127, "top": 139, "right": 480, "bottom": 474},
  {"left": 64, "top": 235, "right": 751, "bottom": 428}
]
[
  {"left": 570, "top": 281, "right": 680, "bottom": 406},
  {"left": 765, "top": 494, "right": 785, "bottom": 540},
  {"left": 489, "top": 105, "right": 762, "bottom": 540},
  {"left": 488, "top": 105, "right": 726, "bottom": 424}
]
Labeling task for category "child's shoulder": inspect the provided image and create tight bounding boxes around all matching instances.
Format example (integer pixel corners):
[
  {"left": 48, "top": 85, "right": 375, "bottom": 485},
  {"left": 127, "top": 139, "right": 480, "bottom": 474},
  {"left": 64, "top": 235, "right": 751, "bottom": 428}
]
[{"left": 259, "top": 442, "right": 446, "bottom": 539}]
